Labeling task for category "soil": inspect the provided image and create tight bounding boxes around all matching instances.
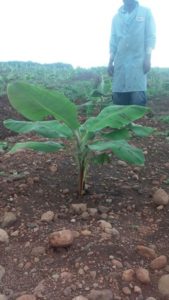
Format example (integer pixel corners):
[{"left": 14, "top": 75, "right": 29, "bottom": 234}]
[{"left": 0, "top": 95, "right": 169, "bottom": 300}]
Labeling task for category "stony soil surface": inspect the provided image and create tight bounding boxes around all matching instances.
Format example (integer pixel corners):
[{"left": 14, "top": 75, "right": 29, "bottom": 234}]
[{"left": 0, "top": 96, "right": 169, "bottom": 300}]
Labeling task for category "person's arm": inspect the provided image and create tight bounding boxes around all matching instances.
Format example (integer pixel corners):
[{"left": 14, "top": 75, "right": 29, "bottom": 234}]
[
  {"left": 143, "top": 9, "right": 156, "bottom": 74},
  {"left": 108, "top": 17, "right": 117, "bottom": 76}
]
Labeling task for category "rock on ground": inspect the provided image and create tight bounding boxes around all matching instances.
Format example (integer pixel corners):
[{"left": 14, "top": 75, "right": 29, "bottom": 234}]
[
  {"left": 158, "top": 274, "right": 169, "bottom": 296},
  {"left": 136, "top": 245, "right": 157, "bottom": 259},
  {"left": 153, "top": 188, "right": 169, "bottom": 205},
  {"left": 136, "top": 267, "right": 150, "bottom": 284},
  {"left": 150, "top": 255, "right": 167, "bottom": 270},
  {"left": 0, "top": 229, "right": 9, "bottom": 243},
  {"left": 0, "top": 295, "right": 8, "bottom": 300},
  {"left": 40, "top": 211, "right": 54, "bottom": 222},
  {"left": 49, "top": 229, "right": 74, "bottom": 248},
  {"left": 88, "top": 289, "right": 113, "bottom": 300},
  {"left": 1, "top": 212, "right": 17, "bottom": 228}
]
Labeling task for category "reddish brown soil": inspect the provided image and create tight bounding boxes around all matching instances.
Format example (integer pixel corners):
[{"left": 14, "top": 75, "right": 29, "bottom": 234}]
[{"left": 0, "top": 95, "right": 169, "bottom": 299}]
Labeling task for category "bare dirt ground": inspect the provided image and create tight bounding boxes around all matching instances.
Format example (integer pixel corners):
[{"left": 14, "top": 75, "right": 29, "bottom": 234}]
[{"left": 0, "top": 95, "right": 169, "bottom": 300}]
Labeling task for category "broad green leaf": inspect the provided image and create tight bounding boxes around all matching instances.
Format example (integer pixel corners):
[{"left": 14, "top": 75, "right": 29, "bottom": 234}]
[
  {"left": 160, "top": 115, "right": 169, "bottom": 123},
  {"left": 9, "top": 141, "right": 64, "bottom": 153},
  {"left": 7, "top": 82, "right": 80, "bottom": 130},
  {"left": 4, "top": 119, "right": 73, "bottom": 138},
  {"left": 83, "top": 105, "right": 150, "bottom": 132},
  {"left": 102, "top": 128, "right": 131, "bottom": 140},
  {"left": 89, "top": 140, "right": 144, "bottom": 165},
  {"left": 130, "top": 124, "right": 155, "bottom": 137}
]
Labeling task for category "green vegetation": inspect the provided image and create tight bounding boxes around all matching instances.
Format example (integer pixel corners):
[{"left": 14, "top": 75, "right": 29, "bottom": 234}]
[
  {"left": 0, "top": 62, "right": 169, "bottom": 102},
  {"left": 4, "top": 82, "right": 154, "bottom": 195}
]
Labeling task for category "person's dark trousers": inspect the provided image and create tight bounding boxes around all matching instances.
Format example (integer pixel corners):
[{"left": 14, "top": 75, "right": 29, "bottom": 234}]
[{"left": 113, "top": 91, "right": 147, "bottom": 106}]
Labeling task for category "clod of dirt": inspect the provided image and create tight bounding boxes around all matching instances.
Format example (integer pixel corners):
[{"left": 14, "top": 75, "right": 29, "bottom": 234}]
[
  {"left": 136, "top": 267, "right": 150, "bottom": 284},
  {"left": 136, "top": 245, "right": 157, "bottom": 259},
  {"left": 122, "top": 269, "right": 135, "bottom": 282},
  {"left": 40, "top": 211, "right": 54, "bottom": 222},
  {"left": 49, "top": 229, "right": 74, "bottom": 248},
  {"left": 1, "top": 212, "right": 17, "bottom": 228},
  {"left": 98, "top": 220, "right": 112, "bottom": 231},
  {"left": 150, "top": 255, "right": 167, "bottom": 270},
  {"left": 71, "top": 203, "right": 87, "bottom": 214},
  {"left": 153, "top": 188, "right": 169, "bottom": 206}
]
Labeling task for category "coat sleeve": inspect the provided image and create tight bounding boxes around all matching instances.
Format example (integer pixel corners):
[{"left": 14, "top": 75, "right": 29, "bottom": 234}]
[
  {"left": 145, "top": 9, "right": 156, "bottom": 53},
  {"left": 109, "top": 16, "right": 118, "bottom": 57}
]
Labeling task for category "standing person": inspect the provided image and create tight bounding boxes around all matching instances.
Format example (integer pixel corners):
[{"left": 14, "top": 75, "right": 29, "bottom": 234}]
[{"left": 108, "top": 0, "right": 156, "bottom": 106}]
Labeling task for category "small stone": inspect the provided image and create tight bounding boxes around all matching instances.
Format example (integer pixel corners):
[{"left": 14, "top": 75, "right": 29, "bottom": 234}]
[
  {"left": 150, "top": 255, "right": 167, "bottom": 270},
  {"left": 81, "top": 212, "right": 89, "bottom": 220},
  {"left": 52, "top": 273, "right": 59, "bottom": 281},
  {"left": 49, "top": 229, "right": 74, "bottom": 248},
  {"left": 60, "top": 271, "right": 72, "bottom": 281},
  {"left": 81, "top": 230, "right": 92, "bottom": 236},
  {"left": 40, "top": 211, "right": 54, "bottom": 222},
  {"left": 0, "top": 295, "right": 8, "bottom": 300},
  {"left": 98, "top": 205, "right": 110, "bottom": 214},
  {"left": 153, "top": 188, "right": 169, "bottom": 206},
  {"left": 71, "top": 203, "right": 87, "bottom": 214},
  {"left": 34, "top": 280, "right": 45, "bottom": 298},
  {"left": 136, "top": 245, "right": 157, "bottom": 259},
  {"left": 98, "top": 220, "right": 112, "bottom": 231},
  {"left": 156, "top": 205, "right": 164, "bottom": 211},
  {"left": 49, "top": 164, "right": 57, "bottom": 173},
  {"left": 1, "top": 212, "right": 17, "bottom": 228},
  {"left": 0, "top": 265, "right": 5, "bottom": 282},
  {"left": 16, "top": 295, "right": 36, "bottom": 300},
  {"left": 88, "top": 208, "right": 98, "bottom": 216},
  {"left": 88, "top": 289, "right": 113, "bottom": 300},
  {"left": 31, "top": 246, "right": 46, "bottom": 256},
  {"left": 73, "top": 231, "right": 80, "bottom": 238},
  {"left": 112, "top": 259, "right": 123, "bottom": 269},
  {"left": 0, "top": 229, "right": 9, "bottom": 244},
  {"left": 90, "top": 271, "right": 97, "bottom": 280},
  {"left": 122, "top": 269, "right": 135, "bottom": 282},
  {"left": 122, "top": 287, "right": 131, "bottom": 295},
  {"left": 134, "top": 286, "right": 142, "bottom": 294},
  {"left": 111, "top": 228, "right": 120, "bottom": 238},
  {"left": 11, "top": 230, "right": 19, "bottom": 237},
  {"left": 136, "top": 267, "right": 150, "bottom": 284},
  {"left": 78, "top": 268, "right": 85, "bottom": 275},
  {"left": 158, "top": 274, "right": 169, "bottom": 296},
  {"left": 63, "top": 286, "right": 72, "bottom": 297},
  {"left": 117, "top": 160, "right": 127, "bottom": 167}
]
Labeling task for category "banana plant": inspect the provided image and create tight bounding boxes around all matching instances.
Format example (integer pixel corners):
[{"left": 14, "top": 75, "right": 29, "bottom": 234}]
[{"left": 4, "top": 82, "right": 154, "bottom": 195}]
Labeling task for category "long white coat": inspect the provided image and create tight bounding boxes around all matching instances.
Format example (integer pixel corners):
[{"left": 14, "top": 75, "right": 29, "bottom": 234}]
[{"left": 110, "top": 3, "right": 156, "bottom": 92}]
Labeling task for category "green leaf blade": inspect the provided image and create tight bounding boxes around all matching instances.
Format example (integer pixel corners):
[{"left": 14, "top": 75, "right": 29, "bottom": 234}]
[
  {"left": 89, "top": 140, "right": 145, "bottom": 165},
  {"left": 4, "top": 119, "right": 73, "bottom": 138},
  {"left": 9, "top": 141, "right": 64, "bottom": 153},
  {"left": 83, "top": 105, "right": 150, "bottom": 132},
  {"left": 7, "top": 82, "right": 80, "bottom": 130}
]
